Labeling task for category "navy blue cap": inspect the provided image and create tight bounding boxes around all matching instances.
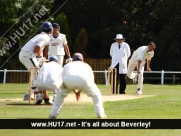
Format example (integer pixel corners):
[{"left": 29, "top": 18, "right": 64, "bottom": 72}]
[
  {"left": 49, "top": 55, "right": 58, "bottom": 61},
  {"left": 52, "top": 23, "right": 60, "bottom": 28}
]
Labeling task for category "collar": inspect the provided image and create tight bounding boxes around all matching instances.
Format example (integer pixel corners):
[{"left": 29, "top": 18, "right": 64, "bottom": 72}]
[
  {"left": 146, "top": 46, "right": 152, "bottom": 55},
  {"left": 53, "top": 34, "right": 59, "bottom": 38}
]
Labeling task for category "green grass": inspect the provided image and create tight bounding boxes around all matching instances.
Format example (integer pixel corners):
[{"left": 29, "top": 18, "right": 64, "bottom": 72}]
[{"left": 1, "top": 83, "right": 181, "bottom": 135}]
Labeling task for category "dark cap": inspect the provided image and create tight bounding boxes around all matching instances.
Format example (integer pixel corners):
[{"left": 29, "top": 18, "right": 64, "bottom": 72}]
[
  {"left": 49, "top": 55, "right": 58, "bottom": 61},
  {"left": 52, "top": 23, "right": 60, "bottom": 28},
  {"left": 73, "top": 53, "right": 84, "bottom": 61}
]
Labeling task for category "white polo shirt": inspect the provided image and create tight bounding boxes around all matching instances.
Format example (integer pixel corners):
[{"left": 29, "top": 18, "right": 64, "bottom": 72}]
[
  {"left": 21, "top": 32, "right": 50, "bottom": 54},
  {"left": 48, "top": 33, "right": 67, "bottom": 56},
  {"left": 131, "top": 46, "right": 154, "bottom": 63},
  {"left": 35, "top": 61, "right": 63, "bottom": 90}
]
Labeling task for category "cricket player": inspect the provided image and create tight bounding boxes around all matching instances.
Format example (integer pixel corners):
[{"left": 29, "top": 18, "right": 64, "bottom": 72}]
[
  {"left": 110, "top": 34, "right": 131, "bottom": 94},
  {"left": 19, "top": 21, "right": 52, "bottom": 100},
  {"left": 127, "top": 42, "right": 156, "bottom": 95},
  {"left": 33, "top": 55, "right": 63, "bottom": 105},
  {"left": 49, "top": 53, "right": 107, "bottom": 119},
  {"left": 48, "top": 23, "right": 72, "bottom": 66}
]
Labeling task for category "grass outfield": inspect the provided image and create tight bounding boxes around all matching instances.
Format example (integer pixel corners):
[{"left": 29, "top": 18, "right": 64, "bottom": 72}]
[{"left": 0, "top": 83, "right": 181, "bottom": 135}]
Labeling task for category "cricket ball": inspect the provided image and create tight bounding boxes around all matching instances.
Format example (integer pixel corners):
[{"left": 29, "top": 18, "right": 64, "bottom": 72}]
[{"left": 123, "top": 21, "right": 127, "bottom": 25}]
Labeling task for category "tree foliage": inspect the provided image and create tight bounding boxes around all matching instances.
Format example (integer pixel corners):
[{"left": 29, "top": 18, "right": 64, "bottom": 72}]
[
  {"left": 1, "top": 0, "right": 181, "bottom": 71},
  {"left": 0, "top": 0, "right": 54, "bottom": 69},
  {"left": 74, "top": 27, "right": 88, "bottom": 58},
  {"left": 153, "top": 0, "right": 181, "bottom": 70},
  {"left": 56, "top": 0, "right": 181, "bottom": 70}
]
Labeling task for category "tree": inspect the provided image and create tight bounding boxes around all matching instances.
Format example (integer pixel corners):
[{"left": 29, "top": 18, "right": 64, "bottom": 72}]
[
  {"left": 0, "top": 0, "right": 55, "bottom": 69},
  {"left": 153, "top": 0, "right": 181, "bottom": 70},
  {"left": 74, "top": 27, "right": 88, "bottom": 58}
]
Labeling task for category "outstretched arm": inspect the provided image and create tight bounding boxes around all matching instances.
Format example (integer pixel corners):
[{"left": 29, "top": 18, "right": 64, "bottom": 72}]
[{"left": 147, "top": 60, "right": 151, "bottom": 71}]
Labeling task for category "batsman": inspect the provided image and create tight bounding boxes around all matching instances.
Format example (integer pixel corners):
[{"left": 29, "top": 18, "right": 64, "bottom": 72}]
[{"left": 19, "top": 22, "right": 52, "bottom": 101}]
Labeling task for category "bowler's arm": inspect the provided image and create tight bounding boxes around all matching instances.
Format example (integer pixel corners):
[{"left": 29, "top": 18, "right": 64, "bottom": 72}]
[{"left": 147, "top": 60, "right": 151, "bottom": 71}]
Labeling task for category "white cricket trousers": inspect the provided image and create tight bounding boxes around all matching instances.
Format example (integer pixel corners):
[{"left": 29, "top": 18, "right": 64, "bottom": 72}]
[
  {"left": 48, "top": 55, "right": 64, "bottom": 66},
  {"left": 19, "top": 50, "right": 39, "bottom": 95},
  {"left": 127, "top": 59, "right": 145, "bottom": 89},
  {"left": 50, "top": 75, "right": 105, "bottom": 118},
  {"left": 34, "top": 79, "right": 61, "bottom": 91}
]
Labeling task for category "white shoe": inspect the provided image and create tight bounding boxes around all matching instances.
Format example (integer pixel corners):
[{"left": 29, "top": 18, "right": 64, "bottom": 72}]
[
  {"left": 135, "top": 88, "right": 142, "bottom": 95},
  {"left": 98, "top": 114, "right": 107, "bottom": 119},
  {"left": 133, "top": 73, "right": 138, "bottom": 84},
  {"left": 35, "top": 93, "right": 44, "bottom": 105}
]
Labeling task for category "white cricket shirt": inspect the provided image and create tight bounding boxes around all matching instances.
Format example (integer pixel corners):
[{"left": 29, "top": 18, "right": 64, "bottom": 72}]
[
  {"left": 21, "top": 32, "right": 50, "bottom": 54},
  {"left": 131, "top": 46, "right": 154, "bottom": 62},
  {"left": 48, "top": 33, "right": 67, "bottom": 55},
  {"left": 36, "top": 61, "right": 63, "bottom": 85}
]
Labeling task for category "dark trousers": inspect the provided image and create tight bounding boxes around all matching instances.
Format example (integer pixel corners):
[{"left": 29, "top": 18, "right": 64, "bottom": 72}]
[{"left": 115, "top": 63, "right": 126, "bottom": 94}]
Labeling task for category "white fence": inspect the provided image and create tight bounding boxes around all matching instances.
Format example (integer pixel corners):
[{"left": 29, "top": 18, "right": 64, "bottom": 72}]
[
  {"left": 0, "top": 69, "right": 181, "bottom": 85},
  {"left": 0, "top": 69, "right": 109, "bottom": 85}
]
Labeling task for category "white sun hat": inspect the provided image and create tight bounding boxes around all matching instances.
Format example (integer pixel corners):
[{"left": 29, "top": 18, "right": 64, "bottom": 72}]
[{"left": 114, "top": 34, "right": 125, "bottom": 41}]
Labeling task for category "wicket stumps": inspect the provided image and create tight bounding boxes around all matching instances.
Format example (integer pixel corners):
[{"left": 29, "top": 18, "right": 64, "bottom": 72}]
[
  {"left": 107, "top": 68, "right": 118, "bottom": 94},
  {"left": 29, "top": 67, "right": 40, "bottom": 103}
]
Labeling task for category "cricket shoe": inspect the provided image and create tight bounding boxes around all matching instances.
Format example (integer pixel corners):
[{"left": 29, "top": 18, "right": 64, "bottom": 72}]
[
  {"left": 133, "top": 73, "right": 138, "bottom": 84},
  {"left": 44, "top": 98, "right": 53, "bottom": 105},
  {"left": 35, "top": 93, "right": 44, "bottom": 105},
  {"left": 23, "top": 94, "right": 34, "bottom": 101},
  {"left": 98, "top": 114, "right": 107, "bottom": 119},
  {"left": 135, "top": 88, "right": 142, "bottom": 95}
]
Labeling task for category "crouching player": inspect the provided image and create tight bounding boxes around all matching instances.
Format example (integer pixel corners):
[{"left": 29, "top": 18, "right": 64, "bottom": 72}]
[
  {"left": 33, "top": 55, "right": 63, "bottom": 105},
  {"left": 49, "top": 53, "right": 107, "bottom": 118}
]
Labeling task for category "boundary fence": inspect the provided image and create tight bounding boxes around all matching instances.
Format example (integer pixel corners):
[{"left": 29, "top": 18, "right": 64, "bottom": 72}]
[
  {"left": 0, "top": 58, "right": 180, "bottom": 84},
  {"left": 0, "top": 69, "right": 181, "bottom": 85}
]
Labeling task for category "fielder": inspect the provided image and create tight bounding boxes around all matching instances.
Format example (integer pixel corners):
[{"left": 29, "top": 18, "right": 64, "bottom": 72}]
[
  {"left": 49, "top": 53, "right": 107, "bottom": 119},
  {"left": 48, "top": 23, "right": 72, "bottom": 66},
  {"left": 127, "top": 42, "right": 156, "bottom": 95},
  {"left": 33, "top": 55, "right": 63, "bottom": 105},
  {"left": 19, "top": 21, "right": 52, "bottom": 100}
]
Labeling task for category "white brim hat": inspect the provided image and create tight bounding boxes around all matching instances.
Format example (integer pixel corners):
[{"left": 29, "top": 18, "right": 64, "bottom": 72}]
[{"left": 114, "top": 34, "right": 125, "bottom": 41}]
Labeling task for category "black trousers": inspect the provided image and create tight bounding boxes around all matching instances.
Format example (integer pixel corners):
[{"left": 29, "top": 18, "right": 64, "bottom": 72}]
[{"left": 115, "top": 63, "right": 126, "bottom": 94}]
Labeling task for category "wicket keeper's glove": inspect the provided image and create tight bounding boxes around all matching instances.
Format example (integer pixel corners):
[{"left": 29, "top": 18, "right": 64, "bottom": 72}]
[{"left": 65, "top": 57, "right": 73, "bottom": 63}]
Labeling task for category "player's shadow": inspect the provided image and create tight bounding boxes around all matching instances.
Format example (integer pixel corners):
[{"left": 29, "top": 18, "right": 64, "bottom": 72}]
[
  {"left": 6, "top": 103, "right": 52, "bottom": 106},
  {"left": 6, "top": 103, "right": 38, "bottom": 106}
]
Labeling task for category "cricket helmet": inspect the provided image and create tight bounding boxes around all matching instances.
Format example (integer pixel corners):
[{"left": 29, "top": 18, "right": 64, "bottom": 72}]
[{"left": 41, "top": 22, "right": 52, "bottom": 32}]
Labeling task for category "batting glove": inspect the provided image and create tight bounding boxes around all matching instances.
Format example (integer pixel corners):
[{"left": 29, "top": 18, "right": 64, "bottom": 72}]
[
  {"left": 65, "top": 57, "right": 73, "bottom": 63},
  {"left": 37, "top": 56, "right": 48, "bottom": 66}
]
